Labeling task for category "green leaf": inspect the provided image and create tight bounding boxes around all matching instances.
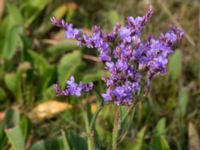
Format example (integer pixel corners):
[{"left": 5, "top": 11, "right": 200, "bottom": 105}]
[
  {"left": 6, "top": 2, "right": 23, "bottom": 25},
  {"left": 108, "top": 10, "right": 119, "bottom": 26},
  {"left": 154, "top": 118, "right": 166, "bottom": 136},
  {"left": 0, "top": 88, "right": 6, "bottom": 102},
  {"left": 150, "top": 136, "right": 170, "bottom": 150},
  {"left": 28, "top": 50, "right": 49, "bottom": 75},
  {"left": 28, "top": 50, "right": 55, "bottom": 92},
  {"left": 28, "top": 138, "right": 62, "bottom": 150},
  {"left": 58, "top": 51, "right": 82, "bottom": 87},
  {"left": 20, "top": 116, "right": 31, "bottom": 142},
  {"left": 2, "top": 26, "right": 23, "bottom": 59},
  {"left": 39, "top": 65, "right": 55, "bottom": 92},
  {"left": 168, "top": 50, "right": 182, "bottom": 80},
  {"left": 0, "top": 2, "right": 23, "bottom": 59},
  {"left": 24, "top": 0, "right": 51, "bottom": 27},
  {"left": 132, "top": 127, "right": 147, "bottom": 150},
  {"left": 5, "top": 126, "right": 25, "bottom": 150},
  {"left": 4, "top": 72, "right": 22, "bottom": 101},
  {"left": 47, "top": 40, "right": 79, "bottom": 58},
  {"left": 150, "top": 118, "right": 170, "bottom": 150},
  {"left": 82, "top": 70, "right": 106, "bottom": 82},
  {"left": 61, "top": 130, "right": 71, "bottom": 150},
  {"left": 68, "top": 131, "right": 88, "bottom": 150},
  {"left": 176, "top": 88, "right": 189, "bottom": 118},
  {"left": 42, "top": 86, "right": 56, "bottom": 100}
]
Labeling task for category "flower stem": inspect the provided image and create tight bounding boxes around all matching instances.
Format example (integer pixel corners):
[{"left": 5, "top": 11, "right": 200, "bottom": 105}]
[
  {"left": 81, "top": 105, "right": 94, "bottom": 150},
  {"left": 112, "top": 107, "right": 120, "bottom": 150},
  {"left": 89, "top": 88, "right": 104, "bottom": 131},
  {"left": 89, "top": 104, "right": 103, "bottom": 131}
]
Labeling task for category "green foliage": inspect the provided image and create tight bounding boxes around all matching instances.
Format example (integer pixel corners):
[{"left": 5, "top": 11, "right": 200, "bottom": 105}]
[
  {"left": 58, "top": 51, "right": 82, "bottom": 87},
  {"left": 4, "top": 72, "right": 22, "bottom": 102},
  {"left": 169, "top": 50, "right": 182, "bottom": 80},
  {"left": 150, "top": 118, "right": 170, "bottom": 150},
  {"left": 132, "top": 127, "right": 147, "bottom": 150},
  {"left": 5, "top": 126, "right": 25, "bottom": 150}
]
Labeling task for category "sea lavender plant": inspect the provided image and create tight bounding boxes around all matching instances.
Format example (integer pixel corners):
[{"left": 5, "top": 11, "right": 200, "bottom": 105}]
[{"left": 52, "top": 6, "right": 183, "bottom": 106}]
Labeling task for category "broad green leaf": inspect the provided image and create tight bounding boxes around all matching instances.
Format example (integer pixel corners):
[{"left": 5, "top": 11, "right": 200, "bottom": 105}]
[
  {"left": 0, "top": 109, "right": 20, "bottom": 149},
  {"left": 28, "top": 50, "right": 49, "bottom": 75},
  {"left": 177, "top": 88, "right": 189, "bottom": 118},
  {"left": 0, "top": 88, "right": 6, "bottom": 102},
  {"left": 132, "top": 127, "right": 147, "bottom": 150},
  {"left": 39, "top": 65, "right": 55, "bottom": 92},
  {"left": 6, "top": 2, "right": 23, "bottom": 25},
  {"left": 108, "top": 10, "right": 120, "bottom": 26},
  {"left": 168, "top": 50, "right": 182, "bottom": 80},
  {"left": 2, "top": 26, "right": 23, "bottom": 59},
  {"left": 4, "top": 72, "right": 22, "bottom": 101},
  {"left": 29, "top": 138, "right": 62, "bottom": 150},
  {"left": 0, "top": 2, "right": 23, "bottom": 59},
  {"left": 61, "top": 130, "right": 71, "bottom": 150},
  {"left": 154, "top": 118, "right": 166, "bottom": 136},
  {"left": 42, "top": 86, "right": 56, "bottom": 100},
  {"left": 150, "top": 118, "right": 170, "bottom": 150},
  {"left": 24, "top": 0, "right": 51, "bottom": 27},
  {"left": 28, "top": 50, "right": 55, "bottom": 92},
  {"left": 58, "top": 50, "right": 82, "bottom": 87},
  {"left": 150, "top": 137, "right": 170, "bottom": 150},
  {"left": 82, "top": 70, "right": 107, "bottom": 82},
  {"left": 47, "top": 40, "right": 79, "bottom": 57},
  {"left": 20, "top": 116, "right": 31, "bottom": 142},
  {"left": 0, "top": 2, "right": 23, "bottom": 56},
  {"left": 68, "top": 131, "right": 88, "bottom": 150},
  {"left": 5, "top": 126, "right": 25, "bottom": 150},
  {"left": 4, "top": 108, "right": 21, "bottom": 128},
  {"left": 1, "top": 109, "right": 30, "bottom": 150}
]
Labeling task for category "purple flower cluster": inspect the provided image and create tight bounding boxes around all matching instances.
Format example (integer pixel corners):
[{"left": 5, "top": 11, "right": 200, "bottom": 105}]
[
  {"left": 51, "top": 6, "right": 184, "bottom": 105},
  {"left": 54, "top": 76, "right": 93, "bottom": 97}
]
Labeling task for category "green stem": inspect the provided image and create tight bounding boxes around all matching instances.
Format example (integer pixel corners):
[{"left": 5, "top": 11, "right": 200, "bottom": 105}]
[
  {"left": 89, "top": 104, "right": 103, "bottom": 131},
  {"left": 89, "top": 88, "right": 104, "bottom": 131},
  {"left": 118, "top": 106, "right": 137, "bottom": 144},
  {"left": 82, "top": 91, "right": 104, "bottom": 150},
  {"left": 81, "top": 105, "right": 94, "bottom": 150},
  {"left": 112, "top": 107, "right": 120, "bottom": 150},
  {"left": 120, "top": 98, "right": 139, "bottom": 126}
]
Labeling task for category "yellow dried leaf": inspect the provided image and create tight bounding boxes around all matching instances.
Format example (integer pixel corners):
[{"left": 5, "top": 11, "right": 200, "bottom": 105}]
[{"left": 29, "top": 100, "right": 72, "bottom": 122}]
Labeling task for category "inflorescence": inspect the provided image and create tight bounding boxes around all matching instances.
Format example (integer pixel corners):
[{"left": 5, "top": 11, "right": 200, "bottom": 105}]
[{"left": 52, "top": 6, "right": 184, "bottom": 105}]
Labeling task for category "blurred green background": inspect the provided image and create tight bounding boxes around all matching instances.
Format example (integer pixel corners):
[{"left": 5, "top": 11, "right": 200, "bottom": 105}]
[{"left": 0, "top": 0, "right": 199, "bottom": 150}]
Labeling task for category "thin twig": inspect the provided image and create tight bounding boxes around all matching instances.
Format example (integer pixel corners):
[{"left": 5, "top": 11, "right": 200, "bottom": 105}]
[
  {"left": 83, "top": 54, "right": 100, "bottom": 62},
  {"left": 112, "top": 107, "right": 120, "bottom": 150}
]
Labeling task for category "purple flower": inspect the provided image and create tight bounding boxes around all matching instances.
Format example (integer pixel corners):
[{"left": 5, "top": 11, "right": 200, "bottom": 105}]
[
  {"left": 52, "top": 5, "right": 183, "bottom": 105},
  {"left": 116, "top": 60, "right": 128, "bottom": 71},
  {"left": 101, "top": 88, "right": 112, "bottom": 101},
  {"left": 119, "top": 27, "right": 131, "bottom": 42},
  {"left": 99, "top": 53, "right": 111, "bottom": 62},
  {"left": 66, "top": 76, "right": 82, "bottom": 96},
  {"left": 54, "top": 76, "right": 93, "bottom": 97}
]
